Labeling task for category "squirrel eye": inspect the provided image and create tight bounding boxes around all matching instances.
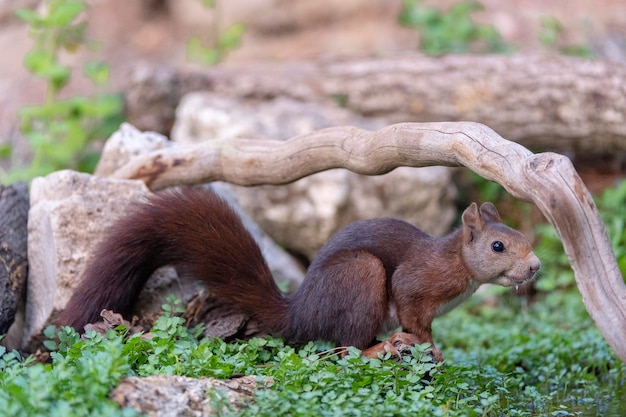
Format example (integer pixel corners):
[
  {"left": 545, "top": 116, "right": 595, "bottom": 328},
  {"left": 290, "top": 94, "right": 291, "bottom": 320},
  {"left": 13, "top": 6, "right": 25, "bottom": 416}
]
[{"left": 491, "top": 241, "right": 505, "bottom": 253}]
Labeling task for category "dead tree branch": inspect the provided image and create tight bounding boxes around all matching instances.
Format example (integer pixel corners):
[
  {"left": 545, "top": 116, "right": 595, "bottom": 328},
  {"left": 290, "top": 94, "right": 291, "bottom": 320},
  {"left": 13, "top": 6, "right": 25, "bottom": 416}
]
[
  {"left": 111, "top": 121, "right": 626, "bottom": 362},
  {"left": 129, "top": 54, "right": 626, "bottom": 154}
]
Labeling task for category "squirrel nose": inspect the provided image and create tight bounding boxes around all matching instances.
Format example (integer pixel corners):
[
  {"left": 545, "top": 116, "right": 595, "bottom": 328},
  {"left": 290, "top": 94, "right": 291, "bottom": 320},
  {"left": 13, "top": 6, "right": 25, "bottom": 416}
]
[
  {"left": 529, "top": 257, "right": 541, "bottom": 277},
  {"left": 527, "top": 253, "right": 541, "bottom": 278}
]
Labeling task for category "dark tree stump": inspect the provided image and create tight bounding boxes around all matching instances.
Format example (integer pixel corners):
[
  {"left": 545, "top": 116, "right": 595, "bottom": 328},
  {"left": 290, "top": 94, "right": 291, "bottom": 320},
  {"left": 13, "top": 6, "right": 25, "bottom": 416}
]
[{"left": 0, "top": 183, "right": 29, "bottom": 335}]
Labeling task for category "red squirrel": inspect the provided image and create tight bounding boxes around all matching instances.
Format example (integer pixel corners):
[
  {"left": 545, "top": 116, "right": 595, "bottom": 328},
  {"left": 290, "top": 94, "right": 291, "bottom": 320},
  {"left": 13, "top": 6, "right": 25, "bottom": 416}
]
[{"left": 57, "top": 187, "right": 540, "bottom": 361}]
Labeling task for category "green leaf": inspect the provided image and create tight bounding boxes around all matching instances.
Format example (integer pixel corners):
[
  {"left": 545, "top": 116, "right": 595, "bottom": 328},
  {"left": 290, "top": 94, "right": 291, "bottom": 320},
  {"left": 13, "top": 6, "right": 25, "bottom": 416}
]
[
  {"left": 14, "top": 8, "right": 41, "bottom": 26},
  {"left": 217, "top": 22, "right": 246, "bottom": 50},
  {"left": 47, "top": 0, "right": 85, "bottom": 27},
  {"left": 51, "top": 65, "right": 74, "bottom": 90},
  {"left": 186, "top": 36, "right": 222, "bottom": 65},
  {"left": 539, "top": 17, "right": 563, "bottom": 46},
  {"left": 397, "top": 0, "right": 512, "bottom": 55},
  {"left": 83, "top": 61, "right": 110, "bottom": 84},
  {"left": 24, "top": 50, "right": 72, "bottom": 88},
  {"left": 84, "top": 93, "right": 124, "bottom": 117},
  {"left": 58, "top": 22, "right": 87, "bottom": 51},
  {"left": 449, "top": 0, "right": 483, "bottom": 18},
  {"left": 23, "top": 50, "right": 54, "bottom": 74},
  {"left": 77, "top": 151, "right": 101, "bottom": 173},
  {"left": 0, "top": 143, "right": 12, "bottom": 159}
]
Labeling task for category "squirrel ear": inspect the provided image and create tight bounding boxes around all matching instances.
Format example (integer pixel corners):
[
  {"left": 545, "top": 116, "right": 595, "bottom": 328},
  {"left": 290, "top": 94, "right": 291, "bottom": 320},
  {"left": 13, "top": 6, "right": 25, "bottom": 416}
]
[
  {"left": 478, "top": 202, "right": 502, "bottom": 223},
  {"left": 461, "top": 202, "right": 483, "bottom": 243}
]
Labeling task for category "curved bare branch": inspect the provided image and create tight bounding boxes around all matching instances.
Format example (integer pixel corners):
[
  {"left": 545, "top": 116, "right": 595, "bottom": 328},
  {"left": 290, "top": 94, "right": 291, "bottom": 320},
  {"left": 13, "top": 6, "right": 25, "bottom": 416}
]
[{"left": 111, "top": 121, "right": 626, "bottom": 362}]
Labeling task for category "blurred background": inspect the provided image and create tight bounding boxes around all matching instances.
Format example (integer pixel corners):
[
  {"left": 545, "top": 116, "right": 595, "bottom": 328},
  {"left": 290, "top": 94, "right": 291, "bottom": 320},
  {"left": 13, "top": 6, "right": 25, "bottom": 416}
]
[{"left": 1, "top": 0, "right": 625, "bottom": 176}]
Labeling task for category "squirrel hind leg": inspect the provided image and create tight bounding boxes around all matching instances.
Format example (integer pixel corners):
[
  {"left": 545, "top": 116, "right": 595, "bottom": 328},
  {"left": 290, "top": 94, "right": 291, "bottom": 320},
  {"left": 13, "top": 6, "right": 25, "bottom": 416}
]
[{"left": 295, "top": 249, "right": 389, "bottom": 349}]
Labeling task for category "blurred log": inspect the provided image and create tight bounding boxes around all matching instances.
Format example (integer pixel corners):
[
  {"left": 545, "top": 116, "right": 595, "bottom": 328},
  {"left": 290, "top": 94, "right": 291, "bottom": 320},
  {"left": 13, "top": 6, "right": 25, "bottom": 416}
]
[
  {"left": 0, "top": 183, "right": 29, "bottom": 335},
  {"left": 127, "top": 54, "right": 626, "bottom": 154},
  {"left": 111, "top": 121, "right": 626, "bottom": 363}
]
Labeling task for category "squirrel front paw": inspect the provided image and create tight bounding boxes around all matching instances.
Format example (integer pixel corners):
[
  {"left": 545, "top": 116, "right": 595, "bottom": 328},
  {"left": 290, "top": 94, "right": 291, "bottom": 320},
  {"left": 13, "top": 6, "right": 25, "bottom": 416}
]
[
  {"left": 388, "top": 332, "right": 443, "bottom": 362},
  {"left": 361, "top": 332, "right": 442, "bottom": 361}
]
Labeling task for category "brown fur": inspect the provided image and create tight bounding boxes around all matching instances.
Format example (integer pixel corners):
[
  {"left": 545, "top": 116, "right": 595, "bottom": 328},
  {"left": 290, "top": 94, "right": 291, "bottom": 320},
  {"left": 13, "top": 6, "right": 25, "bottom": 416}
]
[
  {"left": 57, "top": 188, "right": 540, "bottom": 360},
  {"left": 56, "top": 188, "right": 287, "bottom": 334}
]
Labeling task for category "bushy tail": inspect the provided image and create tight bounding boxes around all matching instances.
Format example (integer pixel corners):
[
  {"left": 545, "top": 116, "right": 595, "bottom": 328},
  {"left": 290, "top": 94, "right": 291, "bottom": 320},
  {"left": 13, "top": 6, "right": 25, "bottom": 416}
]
[{"left": 56, "top": 188, "right": 289, "bottom": 333}]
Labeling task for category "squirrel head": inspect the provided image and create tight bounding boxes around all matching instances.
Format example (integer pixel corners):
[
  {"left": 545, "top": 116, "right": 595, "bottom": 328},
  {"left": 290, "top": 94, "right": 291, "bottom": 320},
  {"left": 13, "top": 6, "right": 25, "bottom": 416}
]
[{"left": 460, "top": 202, "right": 541, "bottom": 287}]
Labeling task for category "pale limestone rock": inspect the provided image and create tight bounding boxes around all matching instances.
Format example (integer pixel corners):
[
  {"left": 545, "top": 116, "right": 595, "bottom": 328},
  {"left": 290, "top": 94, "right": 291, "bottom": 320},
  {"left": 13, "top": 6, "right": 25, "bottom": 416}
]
[
  {"left": 97, "top": 122, "right": 305, "bottom": 287},
  {"left": 111, "top": 375, "right": 270, "bottom": 416},
  {"left": 171, "top": 92, "right": 457, "bottom": 258},
  {"left": 171, "top": 94, "right": 255, "bottom": 144},
  {"left": 95, "top": 122, "right": 172, "bottom": 177},
  {"left": 23, "top": 170, "right": 152, "bottom": 348},
  {"left": 235, "top": 166, "right": 456, "bottom": 258}
]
